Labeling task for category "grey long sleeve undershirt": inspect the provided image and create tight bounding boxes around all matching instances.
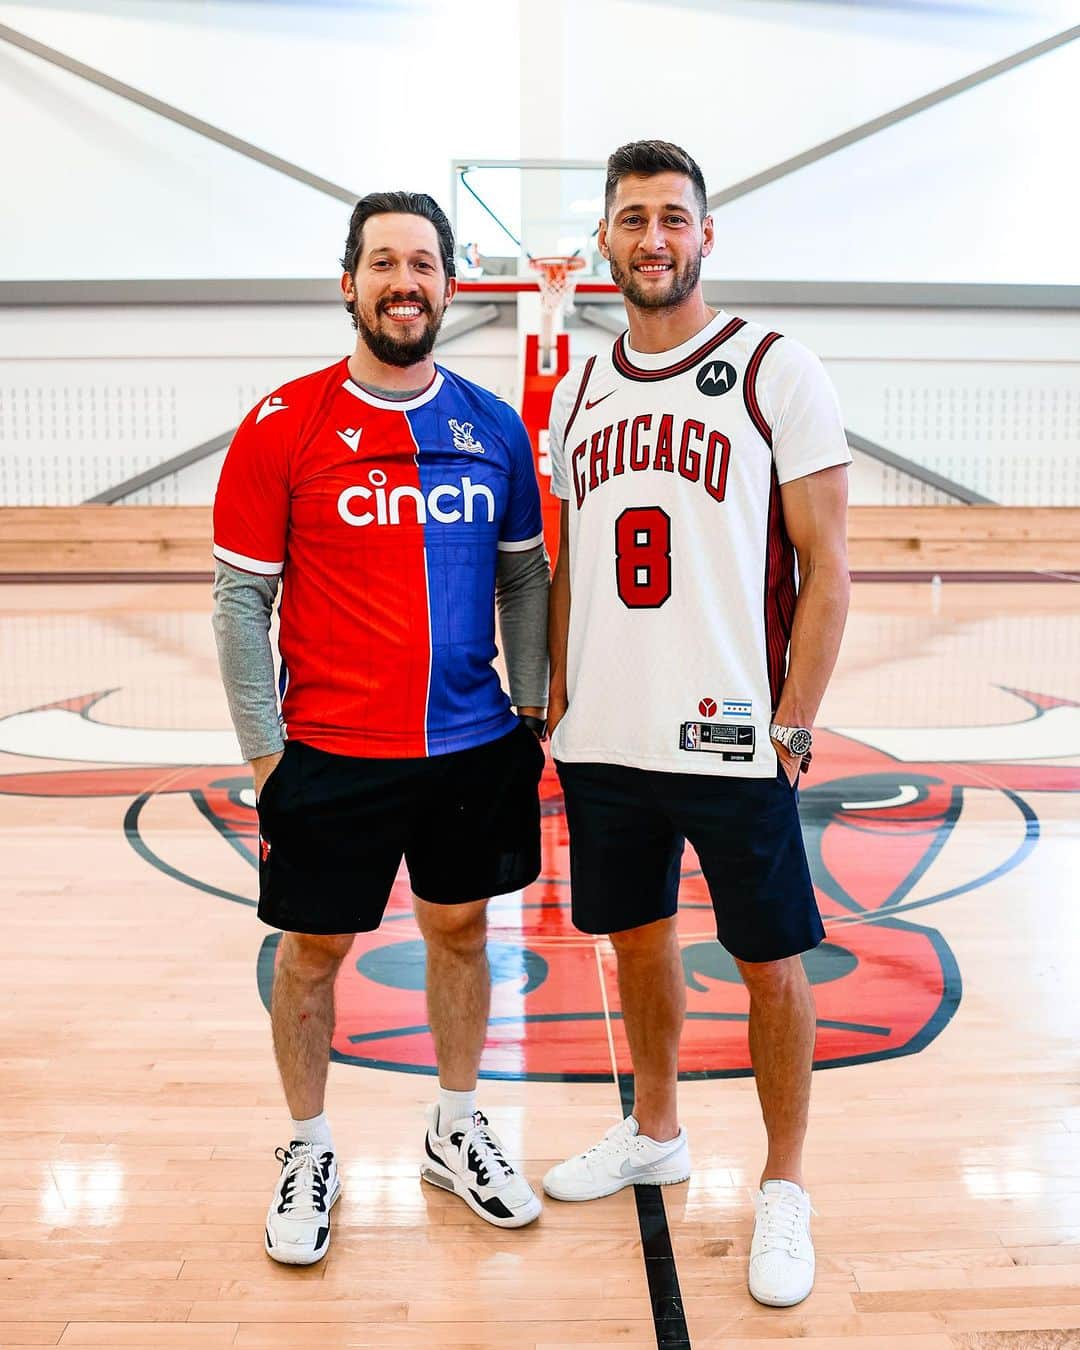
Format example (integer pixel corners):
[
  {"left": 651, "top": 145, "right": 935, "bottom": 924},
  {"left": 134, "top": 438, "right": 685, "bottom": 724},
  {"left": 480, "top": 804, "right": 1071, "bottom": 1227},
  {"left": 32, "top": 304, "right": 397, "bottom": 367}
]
[
  {"left": 211, "top": 564, "right": 283, "bottom": 761},
  {"left": 212, "top": 546, "right": 550, "bottom": 762}
]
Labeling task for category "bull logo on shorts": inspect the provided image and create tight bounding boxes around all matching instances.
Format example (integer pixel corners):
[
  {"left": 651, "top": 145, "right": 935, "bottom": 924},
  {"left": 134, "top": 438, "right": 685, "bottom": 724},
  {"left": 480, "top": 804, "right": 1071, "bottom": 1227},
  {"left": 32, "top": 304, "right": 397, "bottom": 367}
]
[{"left": 2, "top": 687, "right": 1078, "bottom": 1081}]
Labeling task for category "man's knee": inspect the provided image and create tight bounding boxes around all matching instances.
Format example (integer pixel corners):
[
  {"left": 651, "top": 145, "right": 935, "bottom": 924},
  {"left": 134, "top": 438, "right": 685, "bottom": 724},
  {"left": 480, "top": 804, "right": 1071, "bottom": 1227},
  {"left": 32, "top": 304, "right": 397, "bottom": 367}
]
[
  {"left": 608, "top": 915, "right": 678, "bottom": 959},
  {"left": 279, "top": 931, "right": 355, "bottom": 982},
  {"left": 735, "top": 952, "right": 809, "bottom": 999},
  {"left": 414, "top": 897, "right": 488, "bottom": 956}
]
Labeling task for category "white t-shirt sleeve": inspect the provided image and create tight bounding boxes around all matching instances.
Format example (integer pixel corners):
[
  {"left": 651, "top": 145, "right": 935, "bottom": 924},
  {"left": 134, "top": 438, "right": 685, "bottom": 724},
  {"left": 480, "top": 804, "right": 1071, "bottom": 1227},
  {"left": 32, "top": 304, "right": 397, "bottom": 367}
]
[
  {"left": 757, "top": 337, "right": 852, "bottom": 485},
  {"left": 547, "top": 368, "right": 582, "bottom": 502}
]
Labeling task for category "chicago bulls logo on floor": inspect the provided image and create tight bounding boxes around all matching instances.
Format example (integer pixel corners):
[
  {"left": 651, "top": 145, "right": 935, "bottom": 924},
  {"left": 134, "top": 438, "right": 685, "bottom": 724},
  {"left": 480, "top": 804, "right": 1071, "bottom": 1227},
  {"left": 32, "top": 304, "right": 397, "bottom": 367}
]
[{"left": 2, "top": 687, "right": 1078, "bottom": 1080}]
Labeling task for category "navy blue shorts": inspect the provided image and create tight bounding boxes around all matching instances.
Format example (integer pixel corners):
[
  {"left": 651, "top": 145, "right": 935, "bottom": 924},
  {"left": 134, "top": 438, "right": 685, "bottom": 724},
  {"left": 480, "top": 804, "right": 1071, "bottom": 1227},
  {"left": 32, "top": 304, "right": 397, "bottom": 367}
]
[
  {"left": 555, "top": 759, "right": 823, "bottom": 963},
  {"left": 257, "top": 722, "right": 544, "bottom": 935}
]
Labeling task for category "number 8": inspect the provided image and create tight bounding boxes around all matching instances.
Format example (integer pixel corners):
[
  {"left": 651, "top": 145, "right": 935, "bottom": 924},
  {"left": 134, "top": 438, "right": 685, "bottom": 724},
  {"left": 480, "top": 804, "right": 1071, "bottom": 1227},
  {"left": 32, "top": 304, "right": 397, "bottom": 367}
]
[{"left": 615, "top": 506, "right": 672, "bottom": 609}]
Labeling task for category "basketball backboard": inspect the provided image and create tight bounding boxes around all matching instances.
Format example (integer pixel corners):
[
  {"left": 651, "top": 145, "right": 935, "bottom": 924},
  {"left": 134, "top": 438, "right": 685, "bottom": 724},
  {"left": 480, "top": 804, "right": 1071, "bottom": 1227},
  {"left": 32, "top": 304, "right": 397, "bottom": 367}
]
[{"left": 450, "top": 159, "right": 606, "bottom": 279}]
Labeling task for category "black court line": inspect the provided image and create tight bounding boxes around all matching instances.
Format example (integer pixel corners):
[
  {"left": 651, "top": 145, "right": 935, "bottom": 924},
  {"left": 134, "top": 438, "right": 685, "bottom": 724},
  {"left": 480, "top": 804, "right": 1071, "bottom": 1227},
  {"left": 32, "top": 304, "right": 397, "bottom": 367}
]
[{"left": 618, "top": 1072, "right": 692, "bottom": 1348}]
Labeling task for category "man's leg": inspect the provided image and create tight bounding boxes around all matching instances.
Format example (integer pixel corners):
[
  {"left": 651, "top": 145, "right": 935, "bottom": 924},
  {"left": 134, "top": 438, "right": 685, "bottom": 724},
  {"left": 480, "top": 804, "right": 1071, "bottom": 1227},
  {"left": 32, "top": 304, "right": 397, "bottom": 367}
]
[
  {"left": 412, "top": 896, "right": 490, "bottom": 1092},
  {"left": 736, "top": 953, "right": 818, "bottom": 1307},
  {"left": 542, "top": 916, "right": 691, "bottom": 1199},
  {"left": 265, "top": 930, "right": 354, "bottom": 1266},
  {"left": 413, "top": 894, "right": 541, "bottom": 1228},
  {"left": 271, "top": 931, "right": 356, "bottom": 1120},
  {"left": 609, "top": 916, "right": 685, "bottom": 1142},
  {"left": 734, "top": 954, "right": 816, "bottom": 1189},
  {"left": 543, "top": 762, "right": 690, "bottom": 1202}
]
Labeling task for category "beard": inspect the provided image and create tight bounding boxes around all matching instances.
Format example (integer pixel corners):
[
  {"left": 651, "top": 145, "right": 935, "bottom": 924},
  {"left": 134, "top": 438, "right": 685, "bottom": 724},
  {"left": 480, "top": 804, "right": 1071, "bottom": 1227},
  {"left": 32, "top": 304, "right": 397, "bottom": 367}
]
[
  {"left": 354, "top": 294, "right": 446, "bottom": 367},
  {"left": 609, "top": 251, "right": 702, "bottom": 311}
]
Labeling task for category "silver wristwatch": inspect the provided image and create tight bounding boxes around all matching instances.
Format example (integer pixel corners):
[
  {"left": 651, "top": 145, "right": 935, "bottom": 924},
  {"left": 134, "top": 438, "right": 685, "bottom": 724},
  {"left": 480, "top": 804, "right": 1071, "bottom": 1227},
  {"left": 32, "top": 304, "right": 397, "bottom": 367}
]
[{"left": 769, "top": 723, "right": 813, "bottom": 758}]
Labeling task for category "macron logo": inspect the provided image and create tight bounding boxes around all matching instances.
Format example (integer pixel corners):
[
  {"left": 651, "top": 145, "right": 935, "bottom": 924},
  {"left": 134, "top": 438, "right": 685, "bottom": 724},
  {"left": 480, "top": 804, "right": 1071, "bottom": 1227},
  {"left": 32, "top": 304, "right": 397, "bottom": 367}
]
[
  {"left": 337, "top": 427, "right": 362, "bottom": 453},
  {"left": 256, "top": 395, "right": 288, "bottom": 423}
]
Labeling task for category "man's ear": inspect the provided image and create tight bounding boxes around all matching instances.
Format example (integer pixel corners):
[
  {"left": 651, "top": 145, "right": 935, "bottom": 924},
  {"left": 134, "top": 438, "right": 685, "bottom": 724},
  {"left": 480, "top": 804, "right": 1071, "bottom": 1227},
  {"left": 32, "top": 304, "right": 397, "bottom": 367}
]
[
  {"left": 597, "top": 218, "right": 610, "bottom": 261},
  {"left": 701, "top": 214, "right": 714, "bottom": 260}
]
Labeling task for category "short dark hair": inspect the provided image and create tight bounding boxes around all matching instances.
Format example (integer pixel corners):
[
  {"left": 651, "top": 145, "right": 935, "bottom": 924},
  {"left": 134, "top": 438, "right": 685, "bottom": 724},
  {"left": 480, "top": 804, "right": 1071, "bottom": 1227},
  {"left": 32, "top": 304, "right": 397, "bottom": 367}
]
[
  {"left": 340, "top": 189, "right": 456, "bottom": 283},
  {"left": 604, "top": 141, "right": 708, "bottom": 219}
]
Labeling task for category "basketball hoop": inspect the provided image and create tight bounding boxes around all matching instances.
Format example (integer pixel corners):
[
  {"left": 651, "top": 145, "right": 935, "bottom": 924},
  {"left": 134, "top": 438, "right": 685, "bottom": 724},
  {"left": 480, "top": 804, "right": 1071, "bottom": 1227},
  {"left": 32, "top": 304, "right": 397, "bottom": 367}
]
[{"left": 530, "top": 254, "right": 586, "bottom": 372}]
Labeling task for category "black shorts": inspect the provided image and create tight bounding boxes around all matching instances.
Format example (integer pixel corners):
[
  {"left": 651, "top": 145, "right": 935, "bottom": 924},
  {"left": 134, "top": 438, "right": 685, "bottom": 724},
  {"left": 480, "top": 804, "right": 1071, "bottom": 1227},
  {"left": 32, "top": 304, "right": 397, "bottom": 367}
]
[
  {"left": 257, "top": 722, "right": 545, "bottom": 934},
  {"left": 555, "top": 759, "right": 823, "bottom": 964}
]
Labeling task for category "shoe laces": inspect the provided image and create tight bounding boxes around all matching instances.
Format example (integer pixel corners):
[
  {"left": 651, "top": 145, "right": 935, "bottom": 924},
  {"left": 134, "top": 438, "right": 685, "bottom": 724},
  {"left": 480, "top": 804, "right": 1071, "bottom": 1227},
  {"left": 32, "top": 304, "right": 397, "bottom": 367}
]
[
  {"left": 452, "top": 1111, "right": 513, "bottom": 1189},
  {"left": 755, "top": 1187, "right": 810, "bottom": 1253},
  {"left": 274, "top": 1142, "right": 333, "bottom": 1219},
  {"left": 581, "top": 1116, "right": 637, "bottom": 1162}
]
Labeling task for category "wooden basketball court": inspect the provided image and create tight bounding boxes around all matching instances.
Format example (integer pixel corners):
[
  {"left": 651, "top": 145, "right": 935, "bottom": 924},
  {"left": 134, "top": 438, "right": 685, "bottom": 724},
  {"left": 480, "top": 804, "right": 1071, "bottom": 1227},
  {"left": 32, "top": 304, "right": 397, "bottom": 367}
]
[
  {"left": 2, "top": 5, "right": 1078, "bottom": 1345},
  {"left": 2, "top": 567, "right": 1078, "bottom": 1348}
]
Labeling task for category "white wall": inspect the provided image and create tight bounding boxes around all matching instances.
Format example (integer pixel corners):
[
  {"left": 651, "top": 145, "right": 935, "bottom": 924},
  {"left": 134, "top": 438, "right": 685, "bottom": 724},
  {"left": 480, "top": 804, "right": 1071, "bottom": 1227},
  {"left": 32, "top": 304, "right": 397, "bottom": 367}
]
[
  {"left": 0, "top": 0, "right": 519, "bottom": 278},
  {"left": 0, "top": 0, "right": 1077, "bottom": 281},
  {"left": 1, "top": 295, "right": 1076, "bottom": 506},
  {"left": 1, "top": 0, "right": 1077, "bottom": 507},
  {"left": 555, "top": 0, "right": 1080, "bottom": 285},
  {"left": 697, "top": 37, "right": 1080, "bottom": 284}
]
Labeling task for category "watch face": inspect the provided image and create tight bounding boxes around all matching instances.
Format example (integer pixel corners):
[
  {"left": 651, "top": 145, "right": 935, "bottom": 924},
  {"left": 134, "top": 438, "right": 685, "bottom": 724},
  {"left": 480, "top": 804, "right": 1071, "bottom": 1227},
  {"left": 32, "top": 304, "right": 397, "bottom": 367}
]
[{"left": 789, "top": 728, "right": 812, "bottom": 757}]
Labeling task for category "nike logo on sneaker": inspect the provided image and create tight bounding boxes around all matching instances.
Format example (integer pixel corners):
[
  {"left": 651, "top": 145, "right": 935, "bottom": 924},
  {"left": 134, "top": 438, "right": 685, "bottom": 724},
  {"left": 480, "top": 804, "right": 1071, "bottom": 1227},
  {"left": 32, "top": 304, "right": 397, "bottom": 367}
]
[
  {"left": 256, "top": 395, "right": 288, "bottom": 423},
  {"left": 337, "top": 426, "right": 362, "bottom": 452},
  {"left": 619, "top": 1156, "right": 668, "bottom": 1178},
  {"left": 585, "top": 392, "right": 614, "bottom": 410}
]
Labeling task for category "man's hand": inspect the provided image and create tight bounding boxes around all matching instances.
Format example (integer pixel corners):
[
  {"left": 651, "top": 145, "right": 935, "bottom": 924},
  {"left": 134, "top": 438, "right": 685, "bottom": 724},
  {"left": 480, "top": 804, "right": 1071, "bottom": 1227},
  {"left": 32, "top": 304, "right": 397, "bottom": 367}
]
[
  {"left": 251, "top": 749, "right": 284, "bottom": 801},
  {"left": 772, "top": 739, "right": 802, "bottom": 787},
  {"left": 517, "top": 706, "right": 548, "bottom": 740},
  {"left": 547, "top": 694, "right": 568, "bottom": 738},
  {"left": 547, "top": 502, "right": 571, "bottom": 743}
]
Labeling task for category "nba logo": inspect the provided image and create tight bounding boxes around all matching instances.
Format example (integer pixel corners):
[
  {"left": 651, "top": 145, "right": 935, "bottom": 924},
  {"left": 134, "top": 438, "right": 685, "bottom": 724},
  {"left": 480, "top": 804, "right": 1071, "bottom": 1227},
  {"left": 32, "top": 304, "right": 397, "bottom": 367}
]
[{"left": 685, "top": 723, "right": 700, "bottom": 750}]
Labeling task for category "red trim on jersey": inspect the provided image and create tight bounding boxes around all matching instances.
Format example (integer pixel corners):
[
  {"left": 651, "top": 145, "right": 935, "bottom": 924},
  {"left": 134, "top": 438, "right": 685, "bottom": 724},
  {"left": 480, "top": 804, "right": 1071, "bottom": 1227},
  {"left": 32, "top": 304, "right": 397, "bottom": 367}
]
[
  {"left": 562, "top": 355, "right": 596, "bottom": 445},
  {"left": 763, "top": 466, "right": 798, "bottom": 710},
  {"left": 743, "top": 331, "right": 783, "bottom": 447},
  {"left": 611, "top": 316, "right": 746, "bottom": 382}
]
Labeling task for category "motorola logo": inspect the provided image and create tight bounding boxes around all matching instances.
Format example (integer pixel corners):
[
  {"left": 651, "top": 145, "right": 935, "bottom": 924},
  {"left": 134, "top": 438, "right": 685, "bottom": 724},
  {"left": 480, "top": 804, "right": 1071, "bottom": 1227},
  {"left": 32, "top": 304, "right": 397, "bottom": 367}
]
[{"left": 696, "top": 360, "right": 737, "bottom": 396}]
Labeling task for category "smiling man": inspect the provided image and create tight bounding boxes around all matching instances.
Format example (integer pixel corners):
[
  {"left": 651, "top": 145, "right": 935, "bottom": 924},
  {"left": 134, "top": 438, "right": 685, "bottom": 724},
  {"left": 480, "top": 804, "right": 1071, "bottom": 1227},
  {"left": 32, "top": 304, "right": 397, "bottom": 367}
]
[
  {"left": 211, "top": 191, "right": 548, "bottom": 1264},
  {"left": 543, "top": 142, "right": 852, "bottom": 1309}
]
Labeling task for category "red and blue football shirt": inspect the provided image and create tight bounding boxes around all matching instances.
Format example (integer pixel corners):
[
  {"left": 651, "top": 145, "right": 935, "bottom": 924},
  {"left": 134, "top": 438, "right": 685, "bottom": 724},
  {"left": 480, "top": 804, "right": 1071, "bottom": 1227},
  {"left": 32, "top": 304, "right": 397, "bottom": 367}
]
[{"left": 213, "top": 359, "right": 543, "bottom": 758}]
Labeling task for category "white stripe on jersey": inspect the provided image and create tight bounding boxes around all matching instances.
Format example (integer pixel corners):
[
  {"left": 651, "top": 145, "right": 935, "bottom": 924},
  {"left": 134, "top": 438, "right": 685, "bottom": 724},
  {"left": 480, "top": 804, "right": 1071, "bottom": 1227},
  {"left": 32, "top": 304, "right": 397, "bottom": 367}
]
[
  {"left": 213, "top": 544, "right": 284, "bottom": 576},
  {"left": 498, "top": 532, "right": 545, "bottom": 553}
]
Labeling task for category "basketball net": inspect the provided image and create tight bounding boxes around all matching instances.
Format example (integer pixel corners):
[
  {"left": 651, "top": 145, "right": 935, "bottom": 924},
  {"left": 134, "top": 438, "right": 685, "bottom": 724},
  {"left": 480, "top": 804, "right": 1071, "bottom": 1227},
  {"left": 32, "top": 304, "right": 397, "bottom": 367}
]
[{"left": 530, "top": 255, "right": 585, "bottom": 374}]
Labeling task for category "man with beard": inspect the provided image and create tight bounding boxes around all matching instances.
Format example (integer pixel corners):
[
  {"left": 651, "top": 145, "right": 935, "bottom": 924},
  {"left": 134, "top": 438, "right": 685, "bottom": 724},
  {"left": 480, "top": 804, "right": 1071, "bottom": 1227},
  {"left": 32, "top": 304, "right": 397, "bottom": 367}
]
[
  {"left": 543, "top": 143, "right": 851, "bottom": 1309},
  {"left": 212, "top": 191, "right": 549, "bottom": 1265}
]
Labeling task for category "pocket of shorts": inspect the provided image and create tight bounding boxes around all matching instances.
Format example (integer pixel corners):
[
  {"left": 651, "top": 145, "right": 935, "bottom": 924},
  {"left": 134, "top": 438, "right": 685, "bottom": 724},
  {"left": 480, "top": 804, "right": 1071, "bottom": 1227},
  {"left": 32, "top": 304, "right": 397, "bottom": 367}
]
[
  {"left": 519, "top": 721, "right": 547, "bottom": 776},
  {"left": 257, "top": 744, "right": 291, "bottom": 813}
]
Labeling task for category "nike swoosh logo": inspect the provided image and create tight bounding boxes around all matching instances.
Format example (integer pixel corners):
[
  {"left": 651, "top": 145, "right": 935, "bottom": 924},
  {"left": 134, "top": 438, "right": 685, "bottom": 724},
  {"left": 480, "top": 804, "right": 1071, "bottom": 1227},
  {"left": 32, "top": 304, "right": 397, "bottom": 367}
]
[
  {"left": 337, "top": 427, "right": 362, "bottom": 452},
  {"left": 619, "top": 1157, "right": 665, "bottom": 1178},
  {"left": 256, "top": 396, "right": 288, "bottom": 423},
  {"left": 585, "top": 392, "right": 615, "bottom": 410}
]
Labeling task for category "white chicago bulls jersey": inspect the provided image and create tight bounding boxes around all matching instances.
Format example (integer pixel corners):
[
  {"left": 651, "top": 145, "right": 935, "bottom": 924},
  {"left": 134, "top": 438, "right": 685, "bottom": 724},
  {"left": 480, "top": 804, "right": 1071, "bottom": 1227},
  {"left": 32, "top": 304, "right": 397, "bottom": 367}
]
[{"left": 548, "top": 309, "right": 850, "bottom": 778}]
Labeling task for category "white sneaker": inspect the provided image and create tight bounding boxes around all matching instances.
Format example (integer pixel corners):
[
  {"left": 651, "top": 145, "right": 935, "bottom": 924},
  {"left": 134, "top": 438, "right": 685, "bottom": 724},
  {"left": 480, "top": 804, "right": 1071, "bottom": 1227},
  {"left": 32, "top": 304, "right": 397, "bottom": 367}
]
[
  {"left": 264, "top": 1141, "right": 341, "bottom": 1266},
  {"left": 542, "top": 1115, "right": 690, "bottom": 1202},
  {"left": 748, "top": 1179, "right": 816, "bottom": 1306},
  {"left": 420, "top": 1106, "right": 542, "bottom": 1228}
]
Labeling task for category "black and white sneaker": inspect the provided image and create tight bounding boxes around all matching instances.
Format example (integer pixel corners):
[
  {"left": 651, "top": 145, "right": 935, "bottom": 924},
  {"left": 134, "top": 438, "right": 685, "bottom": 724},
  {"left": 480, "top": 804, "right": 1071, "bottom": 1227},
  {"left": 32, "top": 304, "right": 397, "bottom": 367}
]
[
  {"left": 420, "top": 1106, "right": 541, "bottom": 1228},
  {"left": 265, "top": 1141, "right": 341, "bottom": 1265}
]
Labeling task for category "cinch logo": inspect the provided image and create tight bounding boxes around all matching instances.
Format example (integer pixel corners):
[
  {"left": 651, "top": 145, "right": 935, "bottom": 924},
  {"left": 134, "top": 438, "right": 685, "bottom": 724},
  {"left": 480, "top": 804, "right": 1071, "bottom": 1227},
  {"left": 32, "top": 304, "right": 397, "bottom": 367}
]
[{"left": 337, "top": 469, "right": 495, "bottom": 528}]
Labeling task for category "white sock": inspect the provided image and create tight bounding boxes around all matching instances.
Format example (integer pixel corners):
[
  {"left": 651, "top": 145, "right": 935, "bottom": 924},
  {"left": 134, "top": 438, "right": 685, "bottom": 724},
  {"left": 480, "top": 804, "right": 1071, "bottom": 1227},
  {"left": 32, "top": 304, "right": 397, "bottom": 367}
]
[
  {"left": 290, "top": 1111, "right": 334, "bottom": 1151},
  {"left": 437, "top": 1087, "right": 477, "bottom": 1134}
]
